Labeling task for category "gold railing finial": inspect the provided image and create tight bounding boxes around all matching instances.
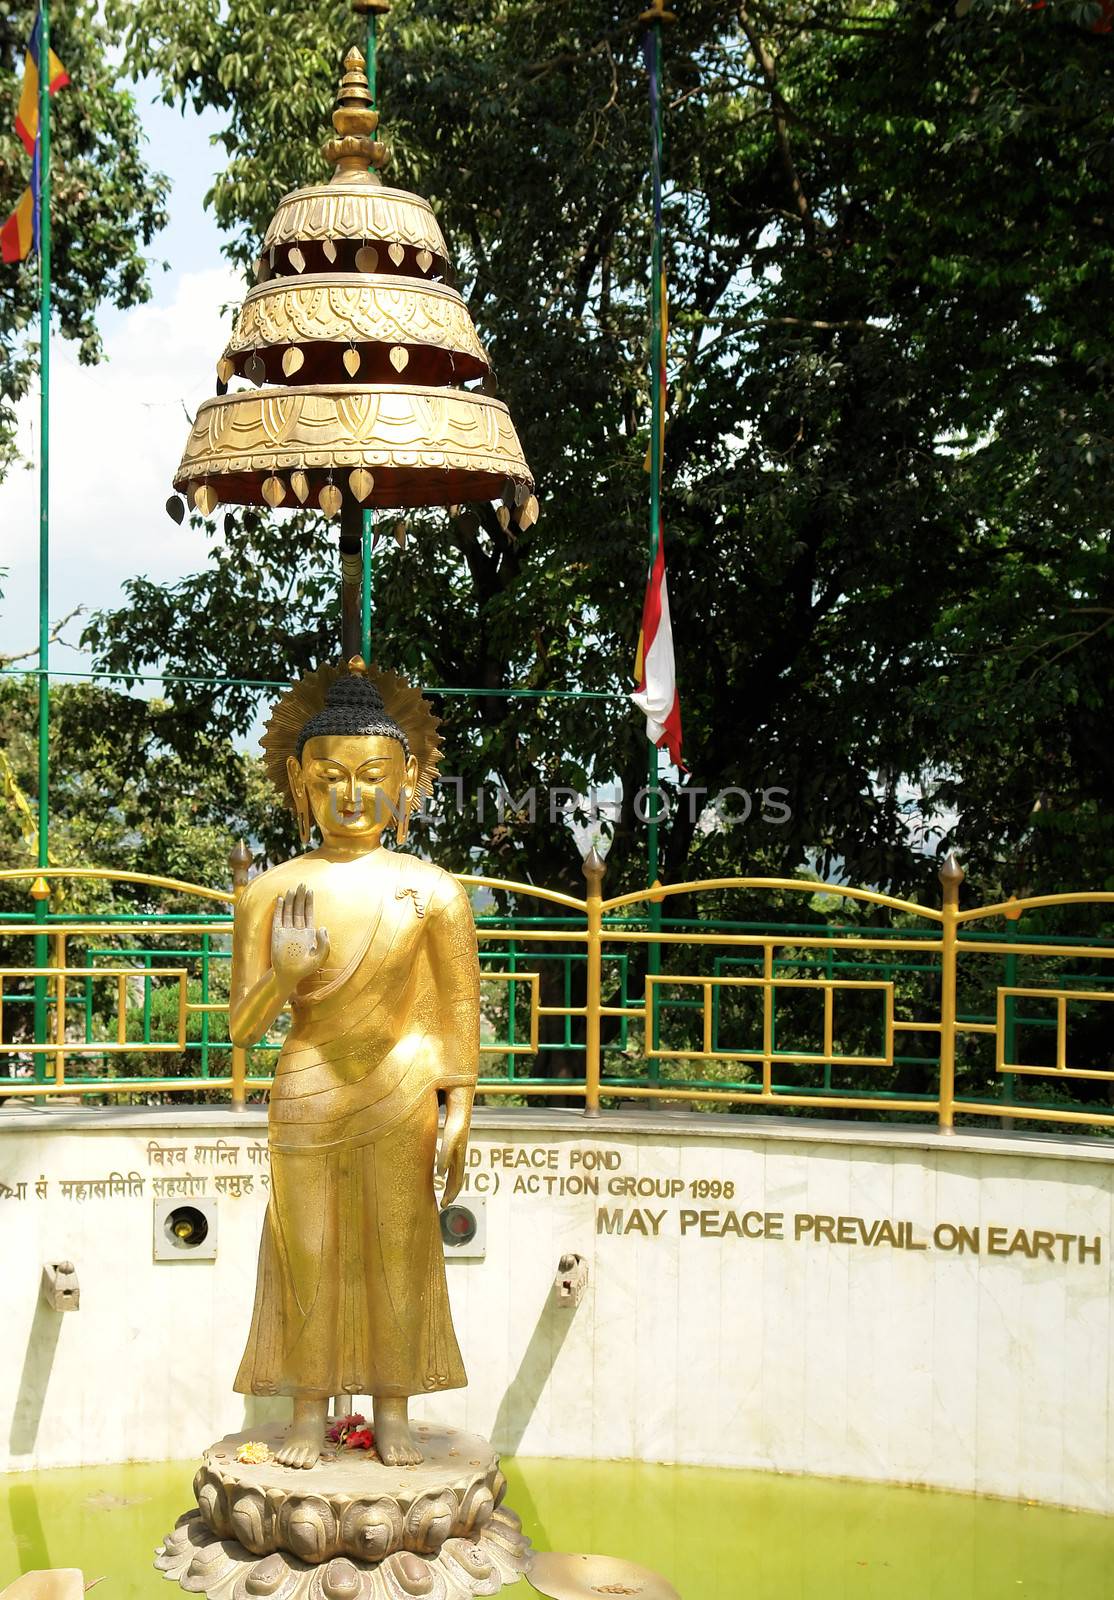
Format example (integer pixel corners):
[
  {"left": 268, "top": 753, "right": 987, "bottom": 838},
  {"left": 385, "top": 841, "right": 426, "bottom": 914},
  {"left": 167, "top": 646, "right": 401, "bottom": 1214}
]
[
  {"left": 639, "top": 0, "right": 677, "bottom": 23},
  {"left": 582, "top": 845, "right": 607, "bottom": 886},
  {"left": 229, "top": 839, "right": 254, "bottom": 897},
  {"left": 938, "top": 849, "right": 965, "bottom": 887}
]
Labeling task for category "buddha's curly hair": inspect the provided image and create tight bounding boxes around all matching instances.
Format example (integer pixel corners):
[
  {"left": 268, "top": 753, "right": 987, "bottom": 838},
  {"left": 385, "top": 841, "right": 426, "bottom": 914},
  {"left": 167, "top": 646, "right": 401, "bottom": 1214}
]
[{"left": 295, "top": 674, "right": 411, "bottom": 761}]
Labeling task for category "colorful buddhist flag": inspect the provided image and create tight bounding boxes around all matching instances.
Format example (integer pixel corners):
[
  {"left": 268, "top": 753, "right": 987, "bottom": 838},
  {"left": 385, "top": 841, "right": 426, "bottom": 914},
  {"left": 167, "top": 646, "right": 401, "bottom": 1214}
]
[
  {"left": 631, "top": 22, "right": 683, "bottom": 771},
  {"left": 3, "top": 12, "right": 68, "bottom": 264},
  {"left": 14, "top": 10, "right": 69, "bottom": 157},
  {"left": 632, "top": 517, "right": 684, "bottom": 769},
  {"left": 632, "top": 271, "right": 683, "bottom": 770},
  {"left": 1, "top": 146, "right": 40, "bottom": 264}
]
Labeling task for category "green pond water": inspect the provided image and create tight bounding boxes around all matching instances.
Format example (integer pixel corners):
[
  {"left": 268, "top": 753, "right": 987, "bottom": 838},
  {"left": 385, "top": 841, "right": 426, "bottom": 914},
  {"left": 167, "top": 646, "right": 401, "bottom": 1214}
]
[{"left": 3, "top": 1457, "right": 1114, "bottom": 1600}]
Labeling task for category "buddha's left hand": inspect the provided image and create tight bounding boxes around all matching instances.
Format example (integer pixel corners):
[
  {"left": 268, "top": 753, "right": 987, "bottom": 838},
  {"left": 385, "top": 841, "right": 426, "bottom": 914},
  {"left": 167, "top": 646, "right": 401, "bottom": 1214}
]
[{"left": 437, "top": 1097, "right": 470, "bottom": 1206}]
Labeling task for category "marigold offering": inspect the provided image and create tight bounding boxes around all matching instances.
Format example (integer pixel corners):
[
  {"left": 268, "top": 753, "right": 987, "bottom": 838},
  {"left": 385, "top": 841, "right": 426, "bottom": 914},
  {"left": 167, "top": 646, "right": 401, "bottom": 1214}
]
[{"left": 235, "top": 1441, "right": 272, "bottom": 1465}]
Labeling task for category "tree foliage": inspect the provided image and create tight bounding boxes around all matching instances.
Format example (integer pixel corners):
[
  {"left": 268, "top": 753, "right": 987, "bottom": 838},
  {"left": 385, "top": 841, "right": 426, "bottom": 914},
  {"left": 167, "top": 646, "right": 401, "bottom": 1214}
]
[
  {"left": 0, "top": 677, "right": 278, "bottom": 1065},
  {"left": 82, "top": 0, "right": 1114, "bottom": 908},
  {"left": 0, "top": 676, "right": 272, "bottom": 909},
  {"left": 0, "top": 1, "right": 170, "bottom": 477}
]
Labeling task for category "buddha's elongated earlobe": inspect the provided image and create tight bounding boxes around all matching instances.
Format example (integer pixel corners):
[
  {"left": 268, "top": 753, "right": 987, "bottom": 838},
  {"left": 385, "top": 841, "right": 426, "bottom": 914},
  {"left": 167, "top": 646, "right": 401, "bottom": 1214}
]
[
  {"left": 286, "top": 753, "right": 312, "bottom": 845},
  {"left": 297, "top": 801, "right": 311, "bottom": 847},
  {"left": 396, "top": 788, "right": 412, "bottom": 846},
  {"left": 293, "top": 781, "right": 311, "bottom": 846}
]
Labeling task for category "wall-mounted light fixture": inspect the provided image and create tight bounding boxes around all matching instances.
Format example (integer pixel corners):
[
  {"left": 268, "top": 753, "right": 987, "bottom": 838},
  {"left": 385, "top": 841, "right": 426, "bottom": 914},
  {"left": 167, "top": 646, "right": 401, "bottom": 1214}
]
[
  {"left": 440, "top": 1198, "right": 486, "bottom": 1260},
  {"left": 153, "top": 1198, "right": 219, "bottom": 1262}
]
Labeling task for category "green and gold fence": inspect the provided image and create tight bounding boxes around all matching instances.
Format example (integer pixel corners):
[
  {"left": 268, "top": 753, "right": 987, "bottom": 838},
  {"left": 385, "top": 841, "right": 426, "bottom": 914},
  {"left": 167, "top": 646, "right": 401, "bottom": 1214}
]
[{"left": 2, "top": 859, "right": 1113, "bottom": 1131}]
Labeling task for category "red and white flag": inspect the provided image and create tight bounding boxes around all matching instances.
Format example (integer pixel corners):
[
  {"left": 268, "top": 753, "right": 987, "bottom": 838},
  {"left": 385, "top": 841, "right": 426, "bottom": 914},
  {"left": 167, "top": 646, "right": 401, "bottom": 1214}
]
[{"left": 632, "top": 522, "right": 683, "bottom": 769}]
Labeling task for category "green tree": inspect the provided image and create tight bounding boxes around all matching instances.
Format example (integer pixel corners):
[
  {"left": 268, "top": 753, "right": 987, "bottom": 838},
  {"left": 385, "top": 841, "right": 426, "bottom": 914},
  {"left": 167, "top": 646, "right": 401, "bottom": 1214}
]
[
  {"left": 0, "top": 676, "right": 276, "bottom": 1066},
  {"left": 0, "top": 0, "right": 169, "bottom": 477},
  {"left": 0, "top": 676, "right": 272, "bottom": 897},
  {"left": 85, "top": 0, "right": 1113, "bottom": 913}
]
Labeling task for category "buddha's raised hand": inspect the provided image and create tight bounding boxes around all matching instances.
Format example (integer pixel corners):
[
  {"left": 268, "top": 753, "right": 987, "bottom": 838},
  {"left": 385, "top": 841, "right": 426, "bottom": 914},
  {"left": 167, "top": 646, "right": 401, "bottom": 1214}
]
[{"left": 271, "top": 885, "right": 330, "bottom": 989}]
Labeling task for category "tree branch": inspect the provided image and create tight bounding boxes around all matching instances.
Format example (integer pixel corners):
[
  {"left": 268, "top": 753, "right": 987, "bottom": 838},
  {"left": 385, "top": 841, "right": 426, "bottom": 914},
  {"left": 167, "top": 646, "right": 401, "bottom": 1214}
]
[
  {"left": 738, "top": 3, "right": 816, "bottom": 248},
  {"left": 522, "top": 16, "right": 645, "bottom": 81},
  {"left": 0, "top": 606, "right": 85, "bottom": 667}
]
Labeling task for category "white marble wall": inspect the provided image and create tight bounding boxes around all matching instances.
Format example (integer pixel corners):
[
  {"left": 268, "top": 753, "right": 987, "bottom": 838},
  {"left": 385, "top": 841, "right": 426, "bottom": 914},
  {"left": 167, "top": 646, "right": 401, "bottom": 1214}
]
[{"left": 1, "top": 1106, "right": 1112, "bottom": 1512}]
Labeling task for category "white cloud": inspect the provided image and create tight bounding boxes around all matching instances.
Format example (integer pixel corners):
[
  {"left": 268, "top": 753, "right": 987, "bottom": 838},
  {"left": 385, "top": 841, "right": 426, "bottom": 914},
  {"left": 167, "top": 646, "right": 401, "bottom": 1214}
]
[{"left": 0, "top": 264, "right": 242, "bottom": 668}]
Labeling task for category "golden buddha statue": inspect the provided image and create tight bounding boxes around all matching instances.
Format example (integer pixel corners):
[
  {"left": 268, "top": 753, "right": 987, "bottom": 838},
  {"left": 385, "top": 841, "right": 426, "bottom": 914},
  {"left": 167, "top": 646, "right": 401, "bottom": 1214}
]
[{"left": 229, "top": 660, "right": 479, "bottom": 1470}]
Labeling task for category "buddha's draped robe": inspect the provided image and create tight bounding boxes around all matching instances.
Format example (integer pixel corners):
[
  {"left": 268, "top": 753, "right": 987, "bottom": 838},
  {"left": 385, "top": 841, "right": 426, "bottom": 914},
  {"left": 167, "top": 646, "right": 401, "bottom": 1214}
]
[{"left": 234, "top": 857, "right": 479, "bottom": 1399}]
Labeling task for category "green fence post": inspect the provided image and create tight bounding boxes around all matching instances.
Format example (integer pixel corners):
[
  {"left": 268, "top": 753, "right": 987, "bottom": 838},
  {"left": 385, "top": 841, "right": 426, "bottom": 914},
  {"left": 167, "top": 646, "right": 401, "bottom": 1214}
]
[
  {"left": 583, "top": 848, "right": 606, "bottom": 1114},
  {"left": 200, "top": 932, "right": 211, "bottom": 1078},
  {"left": 1002, "top": 897, "right": 1023, "bottom": 1109},
  {"left": 506, "top": 937, "right": 517, "bottom": 1081}
]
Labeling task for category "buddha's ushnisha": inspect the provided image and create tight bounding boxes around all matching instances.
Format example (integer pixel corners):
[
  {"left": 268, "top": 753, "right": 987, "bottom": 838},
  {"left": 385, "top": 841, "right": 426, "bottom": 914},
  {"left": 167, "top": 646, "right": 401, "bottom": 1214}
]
[{"left": 229, "top": 660, "right": 479, "bottom": 1469}]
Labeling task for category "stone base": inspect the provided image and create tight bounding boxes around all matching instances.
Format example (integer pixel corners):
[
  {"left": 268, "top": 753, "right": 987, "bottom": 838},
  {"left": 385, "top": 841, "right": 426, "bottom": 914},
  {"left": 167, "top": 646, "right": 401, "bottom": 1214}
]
[
  {"left": 189, "top": 1423, "right": 505, "bottom": 1565},
  {"left": 154, "top": 1504, "right": 533, "bottom": 1599},
  {"left": 154, "top": 1422, "right": 533, "bottom": 1599}
]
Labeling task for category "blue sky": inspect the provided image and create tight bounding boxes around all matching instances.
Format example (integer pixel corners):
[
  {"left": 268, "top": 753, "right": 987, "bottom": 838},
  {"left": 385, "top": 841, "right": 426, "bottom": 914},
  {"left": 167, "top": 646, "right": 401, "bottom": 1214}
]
[{"left": 0, "top": 84, "right": 240, "bottom": 677}]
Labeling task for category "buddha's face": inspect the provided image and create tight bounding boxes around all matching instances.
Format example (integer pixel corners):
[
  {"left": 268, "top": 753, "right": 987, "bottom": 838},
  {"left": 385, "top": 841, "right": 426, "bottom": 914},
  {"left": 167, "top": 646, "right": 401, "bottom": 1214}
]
[{"left": 288, "top": 734, "right": 419, "bottom": 846}]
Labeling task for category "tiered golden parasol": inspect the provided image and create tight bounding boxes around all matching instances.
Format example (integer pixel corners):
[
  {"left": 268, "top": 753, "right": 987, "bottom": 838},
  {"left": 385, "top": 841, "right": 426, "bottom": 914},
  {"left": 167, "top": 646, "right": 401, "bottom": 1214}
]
[{"left": 171, "top": 45, "right": 535, "bottom": 529}]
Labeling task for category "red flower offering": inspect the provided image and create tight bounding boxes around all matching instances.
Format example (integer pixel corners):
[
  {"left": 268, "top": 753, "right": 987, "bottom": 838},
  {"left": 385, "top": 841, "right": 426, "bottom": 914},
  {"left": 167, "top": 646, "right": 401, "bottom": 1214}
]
[{"left": 326, "top": 1413, "right": 367, "bottom": 1446}]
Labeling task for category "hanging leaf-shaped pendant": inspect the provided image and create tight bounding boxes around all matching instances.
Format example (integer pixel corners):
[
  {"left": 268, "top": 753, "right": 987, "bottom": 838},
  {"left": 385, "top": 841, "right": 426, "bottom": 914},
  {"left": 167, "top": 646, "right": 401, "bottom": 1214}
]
[
  {"left": 516, "top": 494, "right": 540, "bottom": 530},
  {"left": 496, "top": 505, "right": 512, "bottom": 532},
  {"left": 389, "top": 345, "right": 409, "bottom": 374},
  {"left": 245, "top": 353, "right": 266, "bottom": 386},
  {"left": 319, "top": 484, "right": 343, "bottom": 517},
  {"left": 282, "top": 347, "right": 305, "bottom": 378},
  {"left": 322, "top": 238, "right": 338, "bottom": 265},
  {"left": 254, "top": 255, "right": 270, "bottom": 284},
  {"left": 193, "top": 484, "right": 220, "bottom": 517},
  {"left": 262, "top": 475, "right": 286, "bottom": 508},
  {"left": 394, "top": 519, "right": 408, "bottom": 548},
  {"left": 343, "top": 346, "right": 361, "bottom": 377},
  {"left": 416, "top": 249, "right": 433, "bottom": 274},
  {"left": 216, "top": 355, "right": 235, "bottom": 384},
  {"left": 388, "top": 243, "right": 405, "bottom": 267},
  {"left": 348, "top": 468, "right": 374, "bottom": 503},
  {"left": 165, "top": 495, "right": 185, "bottom": 526},
  {"left": 355, "top": 245, "right": 379, "bottom": 274},
  {"left": 291, "top": 470, "right": 310, "bottom": 504},
  {"left": 288, "top": 245, "right": 306, "bottom": 274}
]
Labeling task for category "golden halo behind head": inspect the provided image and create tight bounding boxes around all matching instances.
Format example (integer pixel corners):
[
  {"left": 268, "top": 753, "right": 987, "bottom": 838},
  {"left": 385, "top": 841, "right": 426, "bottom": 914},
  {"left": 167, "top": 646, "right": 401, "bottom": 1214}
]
[{"left": 261, "top": 657, "right": 443, "bottom": 815}]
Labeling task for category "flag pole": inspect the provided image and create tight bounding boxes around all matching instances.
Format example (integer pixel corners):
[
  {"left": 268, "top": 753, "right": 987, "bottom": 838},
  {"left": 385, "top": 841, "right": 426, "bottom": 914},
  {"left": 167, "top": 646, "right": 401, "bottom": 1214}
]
[
  {"left": 640, "top": 0, "right": 674, "bottom": 1027},
  {"left": 32, "top": 0, "right": 54, "bottom": 1058},
  {"left": 645, "top": 12, "right": 663, "bottom": 894},
  {"left": 356, "top": 0, "right": 389, "bottom": 664}
]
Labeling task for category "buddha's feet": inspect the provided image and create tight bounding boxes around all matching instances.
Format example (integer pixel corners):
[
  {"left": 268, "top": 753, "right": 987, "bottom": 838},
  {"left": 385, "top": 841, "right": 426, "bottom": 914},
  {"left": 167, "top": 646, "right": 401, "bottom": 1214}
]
[
  {"left": 373, "top": 1397, "right": 423, "bottom": 1466},
  {"left": 276, "top": 1402, "right": 327, "bottom": 1469}
]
